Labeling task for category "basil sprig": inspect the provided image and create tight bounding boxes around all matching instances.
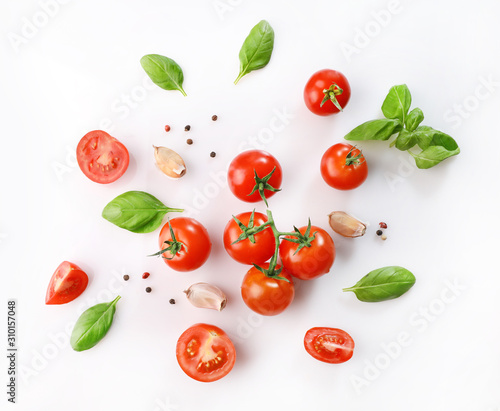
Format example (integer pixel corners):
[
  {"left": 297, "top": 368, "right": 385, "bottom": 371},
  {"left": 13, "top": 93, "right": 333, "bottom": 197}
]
[
  {"left": 102, "top": 191, "right": 183, "bottom": 233},
  {"left": 345, "top": 84, "right": 460, "bottom": 169},
  {"left": 70, "top": 296, "right": 121, "bottom": 351},
  {"left": 140, "top": 54, "right": 187, "bottom": 96},
  {"left": 234, "top": 20, "right": 275, "bottom": 84},
  {"left": 343, "top": 266, "right": 416, "bottom": 302}
]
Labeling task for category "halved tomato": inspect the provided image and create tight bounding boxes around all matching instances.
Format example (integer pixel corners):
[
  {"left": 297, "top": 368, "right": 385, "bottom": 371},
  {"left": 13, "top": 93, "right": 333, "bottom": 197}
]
[
  {"left": 45, "top": 261, "right": 89, "bottom": 305},
  {"left": 176, "top": 323, "right": 236, "bottom": 382},
  {"left": 304, "top": 327, "right": 355, "bottom": 364},
  {"left": 76, "top": 130, "right": 129, "bottom": 184}
]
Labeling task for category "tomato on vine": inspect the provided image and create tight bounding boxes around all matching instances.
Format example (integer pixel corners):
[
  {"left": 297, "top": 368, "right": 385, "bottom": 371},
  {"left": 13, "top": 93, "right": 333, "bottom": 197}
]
[
  {"left": 320, "top": 143, "right": 368, "bottom": 190},
  {"left": 304, "top": 69, "right": 351, "bottom": 116}
]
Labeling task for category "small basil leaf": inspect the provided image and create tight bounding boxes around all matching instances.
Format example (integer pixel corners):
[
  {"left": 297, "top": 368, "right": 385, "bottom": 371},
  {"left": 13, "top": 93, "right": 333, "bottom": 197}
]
[
  {"left": 344, "top": 119, "right": 403, "bottom": 141},
  {"left": 234, "top": 20, "right": 274, "bottom": 84},
  {"left": 381, "top": 84, "right": 412, "bottom": 122},
  {"left": 405, "top": 107, "right": 424, "bottom": 132},
  {"left": 412, "top": 125, "right": 437, "bottom": 150},
  {"left": 410, "top": 145, "right": 460, "bottom": 169},
  {"left": 102, "top": 191, "right": 183, "bottom": 233},
  {"left": 70, "top": 296, "right": 120, "bottom": 351},
  {"left": 429, "top": 130, "right": 459, "bottom": 151},
  {"left": 343, "top": 266, "right": 415, "bottom": 302},
  {"left": 140, "top": 54, "right": 186, "bottom": 96},
  {"left": 395, "top": 129, "right": 417, "bottom": 151}
]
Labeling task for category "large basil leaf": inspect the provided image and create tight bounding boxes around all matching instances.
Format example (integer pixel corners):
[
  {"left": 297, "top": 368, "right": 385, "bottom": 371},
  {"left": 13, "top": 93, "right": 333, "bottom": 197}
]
[
  {"left": 344, "top": 119, "right": 403, "bottom": 141},
  {"left": 234, "top": 20, "right": 274, "bottom": 84},
  {"left": 140, "top": 54, "right": 186, "bottom": 96},
  {"left": 410, "top": 145, "right": 460, "bottom": 169},
  {"left": 71, "top": 296, "right": 120, "bottom": 351},
  {"left": 102, "top": 191, "right": 183, "bottom": 233},
  {"left": 405, "top": 107, "right": 424, "bottom": 132},
  {"left": 343, "top": 266, "right": 415, "bottom": 302},
  {"left": 381, "top": 84, "right": 412, "bottom": 122}
]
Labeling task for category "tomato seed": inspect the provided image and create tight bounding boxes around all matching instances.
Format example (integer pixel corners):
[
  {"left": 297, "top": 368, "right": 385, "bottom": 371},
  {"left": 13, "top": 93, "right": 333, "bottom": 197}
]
[
  {"left": 212, "top": 115, "right": 218, "bottom": 121},
  {"left": 210, "top": 151, "right": 216, "bottom": 158},
  {"left": 186, "top": 138, "right": 193, "bottom": 145},
  {"left": 376, "top": 230, "right": 383, "bottom": 236},
  {"left": 184, "top": 125, "right": 191, "bottom": 131},
  {"left": 146, "top": 287, "right": 152, "bottom": 293},
  {"left": 379, "top": 222, "right": 388, "bottom": 229},
  {"left": 165, "top": 125, "right": 171, "bottom": 132},
  {"left": 142, "top": 272, "right": 150, "bottom": 279},
  {"left": 169, "top": 299, "right": 176, "bottom": 304},
  {"left": 123, "top": 275, "right": 130, "bottom": 281}
]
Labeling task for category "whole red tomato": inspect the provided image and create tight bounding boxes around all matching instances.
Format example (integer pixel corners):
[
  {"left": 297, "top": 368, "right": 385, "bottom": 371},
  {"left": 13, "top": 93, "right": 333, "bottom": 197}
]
[
  {"left": 304, "top": 327, "right": 355, "bottom": 364},
  {"left": 241, "top": 264, "right": 294, "bottom": 316},
  {"left": 227, "top": 150, "right": 282, "bottom": 205},
  {"left": 158, "top": 218, "right": 212, "bottom": 272},
  {"left": 223, "top": 211, "right": 275, "bottom": 265},
  {"left": 279, "top": 226, "right": 335, "bottom": 280},
  {"left": 304, "top": 69, "right": 351, "bottom": 116},
  {"left": 320, "top": 143, "right": 368, "bottom": 190}
]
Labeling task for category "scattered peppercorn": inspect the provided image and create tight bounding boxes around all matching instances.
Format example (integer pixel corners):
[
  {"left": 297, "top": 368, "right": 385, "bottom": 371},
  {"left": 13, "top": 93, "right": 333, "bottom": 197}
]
[
  {"left": 210, "top": 151, "right": 216, "bottom": 158},
  {"left": 146, "top": 287, "right": 152, "bottom": 293},
  {"left": 381, "top": 234, "right": 387, "bottom": 241},
  {"left": 165, "top": 125, "right": 171, "bottom": 132},
  {"left": 379, "top": 222, "right": 388, "bottom": 229},
  {"left": 186, "top": 138, "right": 193, "bottom": 145},
  {"left": 142, "top": 272, "right": 150, "bottom": 279},
  {"left": 376, "top": 230, "right": 383, "bottom": 236},
  {"left": 123, "top": 275, "right": 130, "bottom": 281},
  {"left": 184, "top": 125, "right": 191, "bottom": 131},
  {"left": 212, "top": 115, "right": 218, "bottom": 121},
  {"left": 169, "top": 299, "right": 176, "bottom": 305}
]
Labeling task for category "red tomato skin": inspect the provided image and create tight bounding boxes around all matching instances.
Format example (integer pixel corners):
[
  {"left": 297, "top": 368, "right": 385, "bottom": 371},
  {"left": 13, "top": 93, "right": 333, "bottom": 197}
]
[
  {"left": 158, "top": 218, "right": 212, "bottom": 272},
  {"left": 241, "top": 264, "right": 295, "bottom": 316},
  {"left": 227, "top": 150, "right": 282, "bottom": 203},
  {"left": 76, "top": 130, "right": 129, "bottom": 184},
  {"left": 45, "top": 261, "right": 89, "bottom": 305},
  {"left": 279, "top": 226, "right": 335, "bottom": 280},
  {"left": 176, "top": 323, "right": 236, "bottom": 383},
  {"left": 223, "top": 212, "right": 275, "bottom": 265},
  {"left": 320, "top": 143, "right": 368, "bottom": 190},
  {"left": 304, "top": 69, "right": 351, "bottom": 116},
  {"left": 304, "top": 327, "right": 355, "bottom": 364}
]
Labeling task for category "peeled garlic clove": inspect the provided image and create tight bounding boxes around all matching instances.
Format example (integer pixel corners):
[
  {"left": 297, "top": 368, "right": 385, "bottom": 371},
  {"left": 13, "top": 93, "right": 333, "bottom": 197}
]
[
  {"left": 184, "top": 282, "right": 227, "bottom": 311},
  {"left": 153, "top": 145, "right": 186, "bottom": 178},
  {"left": 328, "top": 211, "right": 366, "bottom": 238}
]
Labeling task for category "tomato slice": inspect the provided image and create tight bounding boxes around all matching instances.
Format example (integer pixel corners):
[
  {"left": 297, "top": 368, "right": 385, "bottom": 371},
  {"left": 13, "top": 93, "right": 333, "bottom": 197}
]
[
  {"left": 304, "top": 327, "right": 355, "bottom": 364},
  {"left": 76, "top": 130, "right": 129, "bottom": 184},
  {"left": 45, "top": 261, "right": 89, "bottom": 305},
  {"left": 176, "top": 323, "right": 236, "bottom": 382}
]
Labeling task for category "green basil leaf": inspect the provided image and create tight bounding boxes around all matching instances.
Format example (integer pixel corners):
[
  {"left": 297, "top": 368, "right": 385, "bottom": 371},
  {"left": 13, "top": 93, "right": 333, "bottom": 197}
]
[
  {"left": 395, "top": 129, "right": 417, "bottom": 151},
  {"left": 412, "top": 125, "right": 437, "bottom": 150},
  {"left": 429, "top": 130, "right": 459, "bottom": 151},
  {"left": 140, "top": 54, "right": 186, "bottom": 96},
  {"left": 410, "top": 145, "right": 460, "bottom": 169},
  {"left": 71, "top": 296, "right": 120, "bottom": 351},
  {"left": 344, "top": 119, "right": 403, "bottom": 141},
  {"left": 343, "top": 266, "right": 415, "bottom": 302},
  {"left": 102, "top": 191, "right": 183, "bottom": 233},
  {"left": 234, "top": 20, "right": 274, "bottom": 84},
  {"left": 381, "top": 84, "right": 412, "bottom": 122},
  {"left": 405, "top": 107, "right": 424, "bottom": 132}
]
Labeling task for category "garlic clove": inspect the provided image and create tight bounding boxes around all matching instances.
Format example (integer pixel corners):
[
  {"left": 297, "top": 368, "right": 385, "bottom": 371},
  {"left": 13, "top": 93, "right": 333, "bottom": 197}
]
[
  {"left": 328, "top": 211, "right": 366, "bottom": 238},
  {"left": 153, "top": 145, "right": 186, "bottom": 178},
  {"left": 184, "top": 282, "right": 227, "bottom": 311}
]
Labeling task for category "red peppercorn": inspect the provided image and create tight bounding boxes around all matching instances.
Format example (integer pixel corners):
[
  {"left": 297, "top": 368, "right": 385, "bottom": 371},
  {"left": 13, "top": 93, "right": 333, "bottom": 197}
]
[
  {"left": 142, "top": 272, "right": 150, "bottom": 279},
  {"left": 379, "top": 222, "right": 388, "bottom": 229},
  {"left": 165, "top": 125, "right": 171, "bottom": 132}
]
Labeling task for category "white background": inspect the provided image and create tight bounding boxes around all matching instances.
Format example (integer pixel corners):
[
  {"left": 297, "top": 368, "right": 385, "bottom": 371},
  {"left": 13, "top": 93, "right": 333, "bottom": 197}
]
[{"left": 1, "top": 0, "right": 499, "bottom": 410}]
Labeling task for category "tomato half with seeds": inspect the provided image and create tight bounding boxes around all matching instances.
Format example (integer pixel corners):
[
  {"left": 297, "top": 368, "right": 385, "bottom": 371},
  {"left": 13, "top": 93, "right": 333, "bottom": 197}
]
[
  {"left": 241, "top": 264, "right": 295, "bottom": 316},
  {"left": 320, "top": 143, "right": 368, "bottom": 190},
  {"left": 223, "top": 211, "right": 275, "bottom": 265},
  {"left": 45, "top": 261, "right": 89, "bottom": 305},
  {"left": 158, "top": 218, "right": 212, "bottom": 272},
  {"left": 304, "top": 69, "right": 351, "bottom": 116},
  {"left": 304, "top": 327, "right": 355, "bottom": 364},
  {"left": 176, "top": 323, "right": 236, "bottom": 382},
  {"left": 227, "top": 150, "right": 282, "bottom": 204},
  {"left": 279, "top": 226, "right": 335, "bottom": 280},
  {"left": 76, "top": 130, "right": 129, "bottom": 184}
]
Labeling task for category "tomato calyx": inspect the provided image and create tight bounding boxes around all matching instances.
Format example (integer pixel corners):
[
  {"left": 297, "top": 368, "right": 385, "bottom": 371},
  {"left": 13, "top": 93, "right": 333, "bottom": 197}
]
[
  {"left": 248, "top": 167, "right": 282, "bottom": 207},
  {"left": 344, "top": 145, "right": 365, "bottom": 167},
  {"left": 320, "top": 82, "right": 344, "bottom": 111},
  {"left": 230, "top": 209, "right": 262, "bottom": 245},
  {"left": 150, "top": 221, "right": 186, "bottom": 260},
  {"left": 282, "top": 219, "right": 318, "bottom": 255}
]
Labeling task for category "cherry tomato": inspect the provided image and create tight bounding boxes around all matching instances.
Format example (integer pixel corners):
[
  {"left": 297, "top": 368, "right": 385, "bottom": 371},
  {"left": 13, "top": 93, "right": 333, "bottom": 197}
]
[
  {"left": 176, "top": 323, "right": 236, "bottom": 382},
  {"left": 76, "top": 130, "right": 129, "bottom": 184},
  {"left": 320, "top": 143, "right": 368, "bottom": 190},
  {"left": 158, "top": 218, "right": 212, "bottom": 272},
  {"left": 45, "top": 261, "right": 89, "bottom": 305},
  {"left": 241, "top": 264, "right": 294, "bottom": 316},
  {"left": 304, "top": 327, "right": 355, "bottom": 364},
  {"left": 223, "top": 211, "right": 275, "bottom": 265},
  {"left": 304, "top": 69, "right": 351, "bottom": 116},
  {"left": 279, "top": 226, "right": 335, "bottom": 280},
  {"left": 227, "top": 150, "right": 282, "bottom": 203}
]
